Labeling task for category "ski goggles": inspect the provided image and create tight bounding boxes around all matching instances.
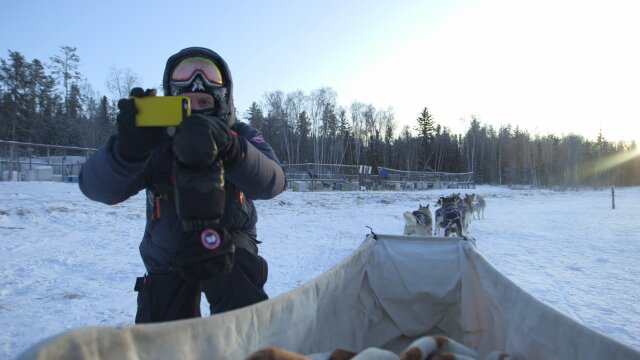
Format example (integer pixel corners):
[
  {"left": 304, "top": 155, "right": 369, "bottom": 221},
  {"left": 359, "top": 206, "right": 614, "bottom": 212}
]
[{"left": 170, "top": 57, "right": 223, "bottom": 88}]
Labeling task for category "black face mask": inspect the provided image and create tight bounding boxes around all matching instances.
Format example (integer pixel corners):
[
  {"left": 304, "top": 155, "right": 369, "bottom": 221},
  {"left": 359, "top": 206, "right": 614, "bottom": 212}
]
[{"left": 191, "top": 108, "right": 216, "bottom": 117}]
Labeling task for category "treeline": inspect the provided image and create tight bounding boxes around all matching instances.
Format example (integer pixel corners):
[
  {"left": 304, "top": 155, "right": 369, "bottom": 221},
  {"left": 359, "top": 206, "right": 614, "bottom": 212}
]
[
  {"left": 246, "top": 90, "right": 639, "bottom": 187},
  {"left": 0, "top": 47, "right": 112, "bottom": 148},
  {"left": 1, "top": 47, "right": 639, "bottom": 187},
  {"left": 0, "top": 47, "right": 139, "bottom": 149}
]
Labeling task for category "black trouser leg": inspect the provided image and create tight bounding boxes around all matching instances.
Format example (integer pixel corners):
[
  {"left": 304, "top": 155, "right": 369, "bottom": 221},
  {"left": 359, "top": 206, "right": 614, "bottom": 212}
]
[
  {"left": 134, "top": 273, "right": 201, "bottom": 323},
  {"left": 201, "top": 249, "right": 269, "bottom": 315}
]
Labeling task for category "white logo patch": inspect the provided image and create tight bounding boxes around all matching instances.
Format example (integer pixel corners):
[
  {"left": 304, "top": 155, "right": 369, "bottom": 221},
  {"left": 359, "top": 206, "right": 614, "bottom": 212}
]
[{"left": 200, "top": 229, "right": 221, "bottom": 250}]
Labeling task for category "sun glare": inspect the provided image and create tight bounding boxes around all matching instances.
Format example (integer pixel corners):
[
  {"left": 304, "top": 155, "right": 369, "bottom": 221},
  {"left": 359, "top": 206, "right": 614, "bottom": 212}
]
[{"left": 585, "top": 150, "right": 640, "bottom": 178}]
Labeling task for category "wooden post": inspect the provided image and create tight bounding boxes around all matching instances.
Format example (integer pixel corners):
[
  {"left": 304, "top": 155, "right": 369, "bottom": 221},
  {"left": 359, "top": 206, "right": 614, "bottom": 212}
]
[{"left": 611, "top": 185, "right": 615, "bottom": 210}]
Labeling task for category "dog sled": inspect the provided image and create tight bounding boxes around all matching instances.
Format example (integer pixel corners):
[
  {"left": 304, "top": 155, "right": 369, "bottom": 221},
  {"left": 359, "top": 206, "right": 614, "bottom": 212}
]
[{"left": 19, "top": 235, "right": 639, "bottom": 359}]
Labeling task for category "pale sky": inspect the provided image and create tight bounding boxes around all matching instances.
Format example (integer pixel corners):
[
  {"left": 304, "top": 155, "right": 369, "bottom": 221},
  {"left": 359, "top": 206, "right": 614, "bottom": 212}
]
[{"left": 2, "top": 0, "right": 639, "bottom": 143}]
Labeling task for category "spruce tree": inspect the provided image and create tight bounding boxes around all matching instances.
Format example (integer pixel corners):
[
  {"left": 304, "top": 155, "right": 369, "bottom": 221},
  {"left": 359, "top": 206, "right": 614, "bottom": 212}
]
[{"left": 415, "top": 107, "right": 435, "bottom": 171}]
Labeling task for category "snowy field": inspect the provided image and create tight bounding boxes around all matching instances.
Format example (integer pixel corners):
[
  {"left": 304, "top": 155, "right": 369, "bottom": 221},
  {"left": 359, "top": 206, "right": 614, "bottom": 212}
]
[{"left": 0, "top": 182, "right": 639, "bottom": 359}]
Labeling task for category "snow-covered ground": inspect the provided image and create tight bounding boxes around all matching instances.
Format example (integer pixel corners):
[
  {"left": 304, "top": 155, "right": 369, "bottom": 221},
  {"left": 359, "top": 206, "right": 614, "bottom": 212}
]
[{"left": 0, "top": 182, "right": 638, "bottom": 359}]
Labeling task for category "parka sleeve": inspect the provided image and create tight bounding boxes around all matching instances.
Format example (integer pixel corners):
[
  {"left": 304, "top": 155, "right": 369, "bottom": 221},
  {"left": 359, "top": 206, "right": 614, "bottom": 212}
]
[
  {"left": 78, "top": 136, "right": 147, "bottom": 205},
  {"left": 225, "top": 125, "right": 286, "bottom": 200}
]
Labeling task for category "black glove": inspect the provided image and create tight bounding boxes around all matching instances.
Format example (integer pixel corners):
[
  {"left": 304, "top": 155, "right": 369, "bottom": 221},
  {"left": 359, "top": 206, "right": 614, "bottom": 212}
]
[
  {"left": 175, "top": 227, "right": 235, "bottom": 282},
  {"left": 172, "top": 159, "right": 225, "bottom": 228},
  {"left": 115, "top": 87, "right": 169, "bottom": 162},
  {"left": 173, "top": 157, "right": 231, "bottom": 281},
  {"left": 172, "top": 114, "right": 243, "bottom": 168}
]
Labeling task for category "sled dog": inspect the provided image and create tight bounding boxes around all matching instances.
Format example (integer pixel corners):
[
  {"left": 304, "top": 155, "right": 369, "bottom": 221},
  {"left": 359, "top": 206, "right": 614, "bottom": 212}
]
[
  {"left": 403, "top": 204, "right": 433, "bottom": 236},
  {"left": 474, "top": 194, "right": 486, "bottom": 219},
  {"left": 464, "top": 193, "right": 477, "bottom": 220},
  {"left": 434, "top": 194, "right": 469, "bottom": 238}
]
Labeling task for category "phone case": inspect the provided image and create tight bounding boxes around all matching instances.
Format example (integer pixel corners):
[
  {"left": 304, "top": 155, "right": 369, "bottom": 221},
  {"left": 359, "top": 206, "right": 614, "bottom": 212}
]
[{"left": 134, "top": 96, "right": 191, "bottom": 127}]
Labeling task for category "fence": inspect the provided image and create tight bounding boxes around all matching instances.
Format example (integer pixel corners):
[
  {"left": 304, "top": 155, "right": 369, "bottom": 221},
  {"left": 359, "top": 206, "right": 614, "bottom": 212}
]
[
  {"left": 1, "top": 140, "right": 474, "bottom": 191},
  {"left": 0, "top": 140, "right": 97, "bottom": 182},
  {"left": 283, "top": 163, "right": 474, "bottom": 191}
]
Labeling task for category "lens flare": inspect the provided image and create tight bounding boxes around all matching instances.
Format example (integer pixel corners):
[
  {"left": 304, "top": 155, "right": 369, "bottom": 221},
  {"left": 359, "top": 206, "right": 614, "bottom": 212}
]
[{"left": 584, "top": 143, "right": 640, "bottom": 178}]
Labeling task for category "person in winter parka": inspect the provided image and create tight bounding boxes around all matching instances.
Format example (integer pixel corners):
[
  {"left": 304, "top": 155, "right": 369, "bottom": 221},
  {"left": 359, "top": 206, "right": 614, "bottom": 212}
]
[{"left": 79, "top": 47, "right": 286, "bottom": 323}]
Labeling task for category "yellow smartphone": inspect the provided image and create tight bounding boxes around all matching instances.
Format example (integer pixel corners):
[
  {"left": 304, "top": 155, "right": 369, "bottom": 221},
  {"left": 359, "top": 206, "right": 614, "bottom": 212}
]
[{"left": 133, "top": 96, "right": 191, "bottom": 127}]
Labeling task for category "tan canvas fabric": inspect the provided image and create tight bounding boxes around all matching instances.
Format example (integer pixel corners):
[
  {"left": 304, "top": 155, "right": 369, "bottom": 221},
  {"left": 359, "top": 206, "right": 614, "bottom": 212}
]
[{"left": 19, "top": 235, "right": 639, "bottom": 360}]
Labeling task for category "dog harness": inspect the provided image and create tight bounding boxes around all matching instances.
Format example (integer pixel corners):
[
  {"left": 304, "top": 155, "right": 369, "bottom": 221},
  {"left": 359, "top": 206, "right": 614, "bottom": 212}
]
[
  {"left": 437, "top": 205, "right": 461, "bottom": 231},
  {"left": 412, "top": 210, "right": 430, "bottom": 226}
]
